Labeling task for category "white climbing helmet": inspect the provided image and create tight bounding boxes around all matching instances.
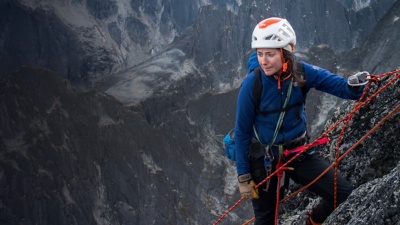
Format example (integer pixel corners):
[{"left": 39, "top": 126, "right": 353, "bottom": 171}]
[{"left": 251, "top": 17, "right": 296, "bottom": 52}]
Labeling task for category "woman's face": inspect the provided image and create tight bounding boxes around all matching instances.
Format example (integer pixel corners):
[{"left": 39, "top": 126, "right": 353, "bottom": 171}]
[{"left": 256, "top": 48, "right": 282, "bottom": 76}]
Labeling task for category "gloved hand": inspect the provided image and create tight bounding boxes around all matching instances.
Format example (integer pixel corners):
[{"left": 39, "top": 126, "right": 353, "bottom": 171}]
[
  {"left": 238, "top": 173, "right": 259, "bottom": 199},
  {"left": 348, "top": 71, "right": 369, "bottom": 87}
]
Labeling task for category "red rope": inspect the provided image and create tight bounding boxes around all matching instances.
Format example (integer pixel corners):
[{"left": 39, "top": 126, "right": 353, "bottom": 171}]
[
  {"left": 275, "top": 159, "right": 283, "bottom": 225},
  {"left": 281, "top": 102, "right": 400, "bottom": 203},
  {"left": 273, "top": 155, "right": 294, "bottom": 225},
  {"left": 212, "top": 198, "right": 244, "bottom": 225},
  {"left": 242, "top": 217, "right": 255, "bottom": 225},
  {"left": 333, "top": 80, "right": 373, "bottom": 208},
  {"left": 213, "top": 69, "right": 400, "bottom": 225},
  {"left": 282, "top": 71, "right": 400, "bottom": 202}
]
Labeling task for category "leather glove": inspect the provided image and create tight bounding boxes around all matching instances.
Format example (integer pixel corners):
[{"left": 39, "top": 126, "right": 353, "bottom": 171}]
[{"left": 238, "top": 173, "right": 259, "bottom": 199}]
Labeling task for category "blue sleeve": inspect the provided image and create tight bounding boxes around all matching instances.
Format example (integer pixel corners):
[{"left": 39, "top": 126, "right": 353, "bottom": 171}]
[
  {"left": 302, "top": 62, "right": 364, "bottom": 100},
  {"left": 234, "top": 73, "right": 256, "bottom": 175},
  {"left": 248, "top": 53, "right": 364, "bottom": 100}
]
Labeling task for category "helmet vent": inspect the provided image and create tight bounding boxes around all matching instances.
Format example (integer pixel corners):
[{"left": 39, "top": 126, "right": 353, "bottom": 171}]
[{"left": 264, "top": 35, "right": 274, "bottom": 41}]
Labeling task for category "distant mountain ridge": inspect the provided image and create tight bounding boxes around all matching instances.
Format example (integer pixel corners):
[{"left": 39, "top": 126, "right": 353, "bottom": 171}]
[
  {"left": 0, "top": 0, "right": 397, "bottom": 90},
  {"left": 0, "top": 0, "right": 399, "bottom": 224}
]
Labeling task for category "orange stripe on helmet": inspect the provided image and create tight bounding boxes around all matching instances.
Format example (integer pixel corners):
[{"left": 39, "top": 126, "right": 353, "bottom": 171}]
[{"left": 258, "top": 17, "right": 282, "bottom": 29}]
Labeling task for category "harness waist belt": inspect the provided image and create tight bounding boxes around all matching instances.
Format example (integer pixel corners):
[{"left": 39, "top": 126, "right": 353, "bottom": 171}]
[{"left": 274, "top": 131, "right": 307, "bottom": 150}]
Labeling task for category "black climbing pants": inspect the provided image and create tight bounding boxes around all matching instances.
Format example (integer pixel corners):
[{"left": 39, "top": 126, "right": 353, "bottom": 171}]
[{"left": 249, "top": 151, "right": 353, "bottom": 225}]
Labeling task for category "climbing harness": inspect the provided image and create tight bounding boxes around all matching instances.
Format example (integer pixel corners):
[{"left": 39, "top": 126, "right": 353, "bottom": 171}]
[
  {"left": 213, "top": 68, "right": 400, "bottom": 225},
  {"left": 254, "top": 78, "right": 294, "bottom": 192},
  {"left": 282, "top": 137, "right": 330, "bottom": 158}
]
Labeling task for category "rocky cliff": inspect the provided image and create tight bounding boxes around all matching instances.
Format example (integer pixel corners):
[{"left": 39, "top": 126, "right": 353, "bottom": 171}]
[{"left": 0, "top": 0, "right": 399, "bottom": 224}]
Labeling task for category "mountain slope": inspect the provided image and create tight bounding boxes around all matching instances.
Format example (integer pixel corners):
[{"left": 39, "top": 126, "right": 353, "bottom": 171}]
[{"left": 0, "top": 0, "right": 399, "bottom": 225}]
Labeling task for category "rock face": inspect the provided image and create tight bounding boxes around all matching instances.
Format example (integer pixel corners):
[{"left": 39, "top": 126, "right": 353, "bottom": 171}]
[
  {"left": 0, "top": 0, "right": 399, "bottom": 225},
  {"left": 280, "top": 60, "right": 400, "bottom": 225},
  {"left": 0, "top": 67, "right": 217, "bottom": 225},
  {"left": 322, "top": 69, "right": 400, "bottom": 224}
]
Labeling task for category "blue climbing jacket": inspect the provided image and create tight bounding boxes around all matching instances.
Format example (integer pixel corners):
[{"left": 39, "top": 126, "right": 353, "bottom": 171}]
[{"left": 235, "top": 52, "right": 363, "bottom": 175}]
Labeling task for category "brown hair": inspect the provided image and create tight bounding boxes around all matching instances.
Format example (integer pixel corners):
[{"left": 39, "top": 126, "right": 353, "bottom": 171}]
[{"left": 283, "top": 49, "right": 306, "bottom": 87}]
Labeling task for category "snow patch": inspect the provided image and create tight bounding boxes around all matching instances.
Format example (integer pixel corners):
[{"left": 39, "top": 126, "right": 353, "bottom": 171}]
[
  {"left": 92, "top": 161, "right": 114, "bottom": 225},
  {"left": 181, "top": 58, "right": 196, "bottom": 73},
  {"left": 114, "top": 0, "right": 134, "bottom": 20},
  {"left": 310, "top": 93, "right": 340, "bottom": 134},
  {"left": 186, "top": 115, "right": 197, "bottom": 125},
  {"left": 105, "top": 48, "right": 193, "bottom": 104},
  {"left": 198, "top": 141, "right": 223, "bottom": 168},
  {"left": 223, "top": 163, "right": 237, "bottom": 195},
  {"left": 353, "top": 0, "right": 371, "bottom": 12},
  {"left": 63, "top": 182, "right": 76, "bottom": 205},
  {"left": 46, "top": 97, "right": 68, "bottom": 117},
  {"left": 137, "top": 1, "right": 178, "bottom": 53},
  {"left": 226, "top": 3, "right": 239, "bottom": 15},
  {"left": 38, "top": 169, "right": 53, "bottom": 179},
  {"left": 200, "top": 0, "right": 212, "bottom": 5},
  {"left": 218, "top": 82, "right": 234, "bottom": 93},
  {"left": 209, "top": 193, "right": 241, "bottom": 222},
  {"left": 98, "top": 115, "right": 122, "bottom": 127},
  {"left": 141, "top": 152, "right": 162, "bottom": 174}
]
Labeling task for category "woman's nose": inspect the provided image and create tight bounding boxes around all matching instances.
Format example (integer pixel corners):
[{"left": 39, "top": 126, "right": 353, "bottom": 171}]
[{"left": 260, "top": 56, "right": 268, "bottom": 64}]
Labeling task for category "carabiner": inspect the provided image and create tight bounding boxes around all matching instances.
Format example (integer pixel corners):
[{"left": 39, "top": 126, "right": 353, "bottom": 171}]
[{"left": 351, "top": 71, "right": 370, "bottom": 86}]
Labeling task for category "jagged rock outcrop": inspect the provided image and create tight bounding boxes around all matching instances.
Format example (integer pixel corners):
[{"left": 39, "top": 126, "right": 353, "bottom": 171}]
[
  {"left": 326, "top": 164, "right": 400, "bottom": 224},
  {"left": 321, "top": 71, "right": 400, "bottom": 225},
  {"left": 278, "top": 65, "right": 400, "bottom": 225},
  {"left": 0, "top": 0, "right": 399, "bottom": 225}
]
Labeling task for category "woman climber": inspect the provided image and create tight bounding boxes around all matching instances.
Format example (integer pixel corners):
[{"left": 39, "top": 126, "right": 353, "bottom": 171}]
[{"left": 234, "top": 17, "right": 367, "bottom": 225}]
